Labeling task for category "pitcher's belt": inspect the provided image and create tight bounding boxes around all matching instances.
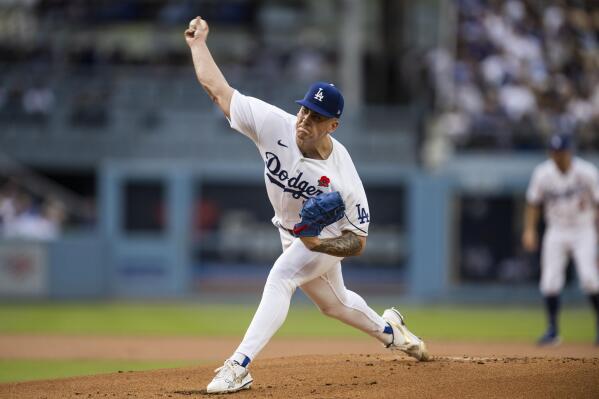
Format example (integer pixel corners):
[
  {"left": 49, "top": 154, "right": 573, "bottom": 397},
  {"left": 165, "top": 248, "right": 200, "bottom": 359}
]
[{"left": 279, "top": 226, "right": 296, "bottom": 236}]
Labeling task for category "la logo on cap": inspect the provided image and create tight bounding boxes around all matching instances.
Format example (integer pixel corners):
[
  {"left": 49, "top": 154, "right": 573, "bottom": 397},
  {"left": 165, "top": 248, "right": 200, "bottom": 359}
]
[
  {"left": 295, "top": 81, "right": 344, "bottom": 119},
  {"left": 314, "top": 88, "right": 324, "bottom": 102}
]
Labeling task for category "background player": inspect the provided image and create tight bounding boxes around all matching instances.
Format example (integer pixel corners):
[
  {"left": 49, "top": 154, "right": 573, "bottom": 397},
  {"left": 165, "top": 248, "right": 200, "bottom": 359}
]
[
  {"left": 184, "top": 16, "right": 428, "bottom": 394},
  {"left": 522, "top": 134, "right": 599, "bottom": 346}
]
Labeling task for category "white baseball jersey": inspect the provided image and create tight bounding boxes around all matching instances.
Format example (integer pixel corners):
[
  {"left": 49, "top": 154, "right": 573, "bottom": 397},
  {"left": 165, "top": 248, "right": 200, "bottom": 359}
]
[
  {"left": 526, "top": 157, "right": 599, "bottom": 229},
  {"left": 527, "top": 157, "right": 599, "bottom": 295},
  {"left": 227, "top": 90, "right": 370, "bottom": 238}
]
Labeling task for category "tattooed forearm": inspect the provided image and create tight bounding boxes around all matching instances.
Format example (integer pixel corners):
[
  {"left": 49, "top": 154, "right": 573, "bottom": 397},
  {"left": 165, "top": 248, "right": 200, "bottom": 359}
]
[{"left": 311, "top": 231, "right": 364, "bottom": 257}]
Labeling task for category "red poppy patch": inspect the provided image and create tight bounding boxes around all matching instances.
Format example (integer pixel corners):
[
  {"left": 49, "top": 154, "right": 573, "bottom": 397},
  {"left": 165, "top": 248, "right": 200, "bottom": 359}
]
[{"left": 318, "top": 176, "right": 330, "bottom": 187}]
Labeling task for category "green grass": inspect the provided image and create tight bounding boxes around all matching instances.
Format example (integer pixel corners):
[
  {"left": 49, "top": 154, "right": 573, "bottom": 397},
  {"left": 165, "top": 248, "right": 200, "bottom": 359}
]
[
  {"left": 0, "top": 359, "right": 196, "bottom": 383},
  {"left": 0, "top": 302, "right": 595, "bottom": 342},
  {"left": 0, "top": 303, "right": 596, "bottom": 383},
  {"left": 407, "top": 307, "right": 595, "bottom": 342}
]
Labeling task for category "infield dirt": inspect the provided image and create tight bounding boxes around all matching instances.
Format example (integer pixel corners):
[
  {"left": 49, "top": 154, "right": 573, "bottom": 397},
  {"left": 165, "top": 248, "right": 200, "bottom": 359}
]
[{"left": 1, "top": 337, "right": 599, "bottom": 398}]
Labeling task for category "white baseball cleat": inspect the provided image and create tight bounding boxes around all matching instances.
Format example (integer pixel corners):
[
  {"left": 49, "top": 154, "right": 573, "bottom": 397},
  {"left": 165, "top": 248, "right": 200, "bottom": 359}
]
[
  {"left": 206, "top": 359, "right": 253, "bottom": 394},
  {"left": 382, "top": 307, "right": 430, "bottom": 361}
]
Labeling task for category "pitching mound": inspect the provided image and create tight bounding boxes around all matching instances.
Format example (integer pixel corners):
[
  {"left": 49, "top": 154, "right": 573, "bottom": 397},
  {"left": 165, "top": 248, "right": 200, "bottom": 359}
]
[{"left": 2, "top": 353, "right": 599, "bottom": 398}]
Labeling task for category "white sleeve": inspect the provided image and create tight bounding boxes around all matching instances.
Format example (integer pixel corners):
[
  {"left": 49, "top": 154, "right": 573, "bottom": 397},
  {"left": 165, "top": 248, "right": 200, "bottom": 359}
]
[
  {"left": 526, "top": 166, "right": 543, "bottom": 205},
  {"left": 228, "top": 90, "right": 287, "bottom": 146},
  {"left": 338, "top": 178, "right": 370, "bottom": 237}
]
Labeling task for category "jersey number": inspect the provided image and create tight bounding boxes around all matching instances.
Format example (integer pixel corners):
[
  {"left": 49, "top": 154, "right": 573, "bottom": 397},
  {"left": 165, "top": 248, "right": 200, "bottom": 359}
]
[{"left": 356, "top": 204, "right": 370, "bottom": 224}]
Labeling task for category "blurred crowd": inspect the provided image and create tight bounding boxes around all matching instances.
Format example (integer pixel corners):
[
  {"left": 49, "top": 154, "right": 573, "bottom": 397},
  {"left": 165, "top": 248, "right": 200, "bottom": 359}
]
[
  {"left": 426, "top": 0, "right": 599, "bottom": 154},
  {"left": 2, "top": 0, "right": 598, "bottom": 156},
  {"left": 0, "top": 78, "right": 113, "bottom": 128},
  {"left": 0, "top": 0, "right": 332, "bottom": 130},
  {"left": 0, "top": 178, "right": 66, "bottom": 241},
  {"left": 0, "top": 81, "right": 55, "bottom": 126}
]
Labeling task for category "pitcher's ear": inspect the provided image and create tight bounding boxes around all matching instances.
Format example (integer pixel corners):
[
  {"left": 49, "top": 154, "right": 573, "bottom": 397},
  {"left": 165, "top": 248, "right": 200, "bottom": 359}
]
[{"left": 329, "top": 119, "right": 339, "bottom": 133}]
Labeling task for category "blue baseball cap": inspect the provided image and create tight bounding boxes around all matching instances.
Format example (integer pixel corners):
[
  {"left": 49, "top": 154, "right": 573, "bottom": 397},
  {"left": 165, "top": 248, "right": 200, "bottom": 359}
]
[
  {"left": 548, "top": 134, "right": 573, "bottom": 151},
  {"left": 295, "top": 82, "right": 344, "bottom": 119}
]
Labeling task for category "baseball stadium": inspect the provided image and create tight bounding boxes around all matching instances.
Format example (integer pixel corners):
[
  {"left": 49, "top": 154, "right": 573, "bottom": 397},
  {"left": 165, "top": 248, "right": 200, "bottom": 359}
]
[{"left": 1, "top": 1, "right": 599, "bottom": 398}]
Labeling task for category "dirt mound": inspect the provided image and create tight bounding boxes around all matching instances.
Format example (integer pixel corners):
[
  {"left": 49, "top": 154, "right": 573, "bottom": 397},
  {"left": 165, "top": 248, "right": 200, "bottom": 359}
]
[
  {"left": 2, "top": 354, "right": 599, "bottom": 399},
  {"left": 2, "top": 336, "right": 599, "bottom": 361}
]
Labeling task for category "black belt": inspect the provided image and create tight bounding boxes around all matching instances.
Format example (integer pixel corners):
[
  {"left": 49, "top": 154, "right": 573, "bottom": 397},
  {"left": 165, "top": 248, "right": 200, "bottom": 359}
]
[{"left": 279, "top": 226, "right": 297, "bottom": 236}]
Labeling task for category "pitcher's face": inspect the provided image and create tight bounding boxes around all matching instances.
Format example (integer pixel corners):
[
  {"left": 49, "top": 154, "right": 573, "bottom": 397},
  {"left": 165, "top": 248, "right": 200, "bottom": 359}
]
[{"left": 295, "top": 106, "right": 338, "bottom": 146}]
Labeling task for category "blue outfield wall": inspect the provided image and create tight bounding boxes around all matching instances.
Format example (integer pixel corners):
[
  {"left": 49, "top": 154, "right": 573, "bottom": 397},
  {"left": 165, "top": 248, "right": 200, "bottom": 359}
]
[
  {"left": 9, "top": 154, "right": 597, "bottom": 301},
  {"left": 409, "top": 174, "right": 452, "bottom": 300},
  {"left": 47, "top": 233, "right": 107, "bottom": 298}
]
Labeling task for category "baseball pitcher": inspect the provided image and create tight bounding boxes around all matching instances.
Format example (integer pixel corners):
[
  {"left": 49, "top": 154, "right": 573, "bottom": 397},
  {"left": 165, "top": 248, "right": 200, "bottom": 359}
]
[
  {"left": 184, "top": 16, "right": 428, "bottom": 394},
  {"left": 523, "top": 134, "right": 599, "bottom": 346}
]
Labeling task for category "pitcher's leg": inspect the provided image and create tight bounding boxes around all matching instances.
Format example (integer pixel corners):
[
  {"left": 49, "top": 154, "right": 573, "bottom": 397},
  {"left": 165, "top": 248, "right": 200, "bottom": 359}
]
[
  {"left": 300, "top": 265, "right": 429, "bottom": 360},
  {"left": 234, "top": 238, "right": 341, "bottom": 360},
  {"left": 233, "top": 268, "right": 296, "bottom": 361},
  {"left": 300, "top": 264, "right": 390, "bottom": 344},
  {"left": 208, "top": 238, "right": 340, "bottom": 394}
]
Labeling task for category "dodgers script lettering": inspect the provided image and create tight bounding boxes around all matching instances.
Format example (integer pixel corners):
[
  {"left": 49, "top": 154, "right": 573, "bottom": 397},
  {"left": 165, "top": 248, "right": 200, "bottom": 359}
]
[{"left": 265, "top": 152, "right": 324, "bottom": 199}]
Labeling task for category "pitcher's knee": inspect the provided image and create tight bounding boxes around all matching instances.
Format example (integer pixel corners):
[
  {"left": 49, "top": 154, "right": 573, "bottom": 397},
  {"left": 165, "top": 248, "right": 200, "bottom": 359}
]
[
  {"left": 265, "top": 271, "right": 296, "bottom": 296},
  {"left": 319, "top": 304, "right": 346, "bottom": 319}
]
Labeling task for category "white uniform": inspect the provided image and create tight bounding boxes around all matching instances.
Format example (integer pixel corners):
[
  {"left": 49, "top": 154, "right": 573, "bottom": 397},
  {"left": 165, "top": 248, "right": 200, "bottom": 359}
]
[
  {"left": 526, "top": 157, "right": 599, "bottom": 295},
  {"left": 229, "top": 90, "right": 370, "bottom": 238},
  {"left": 226, "top": 90, "right": 388, "bottom": 360}
]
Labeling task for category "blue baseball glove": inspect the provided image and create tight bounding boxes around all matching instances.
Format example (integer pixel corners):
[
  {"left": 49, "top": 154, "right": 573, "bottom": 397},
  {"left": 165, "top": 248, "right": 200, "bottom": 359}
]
[{"left": 292, "top": 191, "right": 346, "bottom": 237}]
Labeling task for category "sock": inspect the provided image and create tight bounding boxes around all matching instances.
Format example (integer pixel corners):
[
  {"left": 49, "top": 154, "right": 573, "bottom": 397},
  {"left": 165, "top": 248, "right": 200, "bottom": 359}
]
[
  {"left": 544, "top": 295, "right": 560, "bottom": 335},
  {"left": 231, "top": 352, "right": 251, "bottom": 367},
  {"left": 383, "top": 324, "right": 393, "bottom": 335},
  {"left": 588, "top": 293, "right": 599, "bottom": 332},
  {"left": 382, "top": 323, "right": 394, "bottom": 346},
  {"left": 588, "top": 293, "right": 599, "bottom": 313}
]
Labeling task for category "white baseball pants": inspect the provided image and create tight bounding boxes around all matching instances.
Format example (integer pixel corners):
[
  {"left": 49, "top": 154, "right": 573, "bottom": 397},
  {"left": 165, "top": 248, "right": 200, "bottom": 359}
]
[
  {"left": 540, "top": 225, "right": 599, "bottom": 295},
  {"left": 234, "top": 229, "right": 390, "bottom": 360}
]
